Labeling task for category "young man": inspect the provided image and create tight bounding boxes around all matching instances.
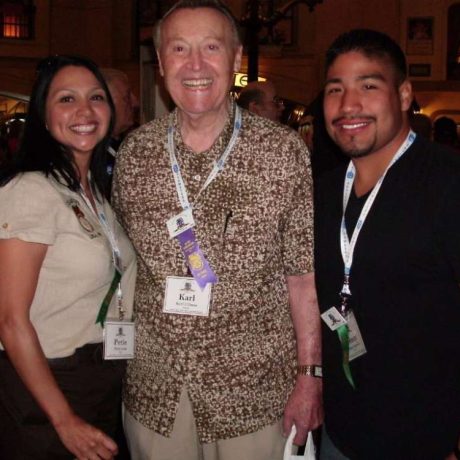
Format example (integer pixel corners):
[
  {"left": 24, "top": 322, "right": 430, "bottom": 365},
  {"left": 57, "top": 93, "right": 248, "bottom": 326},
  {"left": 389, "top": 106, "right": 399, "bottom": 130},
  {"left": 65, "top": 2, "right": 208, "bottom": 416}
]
[
  {"left": 113, "top": 1, "right": 322, "bottom": 459},
  {"left": 315, "top": 29, "right": 460, "bottom": 459}
]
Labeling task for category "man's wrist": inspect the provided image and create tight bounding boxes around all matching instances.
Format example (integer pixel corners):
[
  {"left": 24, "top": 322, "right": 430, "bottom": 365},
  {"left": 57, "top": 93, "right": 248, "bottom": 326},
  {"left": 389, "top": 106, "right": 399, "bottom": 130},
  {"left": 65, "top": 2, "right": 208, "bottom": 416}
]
[{"left": 297, "top": 364, "right": 322, "bottom": 378}]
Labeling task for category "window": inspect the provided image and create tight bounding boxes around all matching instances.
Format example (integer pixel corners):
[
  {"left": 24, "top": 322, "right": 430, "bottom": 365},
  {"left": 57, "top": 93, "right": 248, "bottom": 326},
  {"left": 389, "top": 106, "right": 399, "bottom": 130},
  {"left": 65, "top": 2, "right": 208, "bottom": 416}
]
[{"left": 0, "top": 0, "right": 35, "bottom": 40}]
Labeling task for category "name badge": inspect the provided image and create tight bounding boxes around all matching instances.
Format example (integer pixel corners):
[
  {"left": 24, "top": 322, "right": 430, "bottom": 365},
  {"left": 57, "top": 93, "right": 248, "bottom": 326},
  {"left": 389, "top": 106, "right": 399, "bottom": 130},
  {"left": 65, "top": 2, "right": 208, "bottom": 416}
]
[
  {"left": 321, "top": 307, "right": 366, "bottom": 361},
  {"left": 346, "top": 311, "right": 367, "bottom": 361},
  {"left": 166, "top": 209, "right": 195, "bottom": 239},
  {"left": 321, "top": 307, "right": 347, "bottom": 331},
  {"left": 163, "top": 276, "right": 212, "bottom": 316},
  {"left": 103, "top": 320, "right": 135, "bottom": 360}
]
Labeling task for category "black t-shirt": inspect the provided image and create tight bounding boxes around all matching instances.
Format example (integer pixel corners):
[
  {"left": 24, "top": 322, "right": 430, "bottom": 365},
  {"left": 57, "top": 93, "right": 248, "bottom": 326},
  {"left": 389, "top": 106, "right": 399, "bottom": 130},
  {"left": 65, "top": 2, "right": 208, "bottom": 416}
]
[{"left": 315, "top": 136, "right": 460, "bottom": 459}]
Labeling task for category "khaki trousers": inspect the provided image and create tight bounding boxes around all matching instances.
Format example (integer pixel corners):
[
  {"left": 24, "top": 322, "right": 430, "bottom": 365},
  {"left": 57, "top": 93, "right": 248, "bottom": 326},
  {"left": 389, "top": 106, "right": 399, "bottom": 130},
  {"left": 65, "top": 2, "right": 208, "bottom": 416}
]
[{"left": 124, "top": 389, "right": 286, "bottom": 460}]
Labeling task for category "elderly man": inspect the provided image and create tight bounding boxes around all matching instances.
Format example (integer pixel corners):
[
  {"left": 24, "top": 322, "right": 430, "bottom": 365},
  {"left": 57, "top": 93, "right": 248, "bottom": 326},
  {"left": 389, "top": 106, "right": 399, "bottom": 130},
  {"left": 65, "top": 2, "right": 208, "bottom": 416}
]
[
  {"left": 113, "top": 1, "right": 322, "bottom": 459},
  {"left": 237, "top": 80, "right": 284, "bottom": 122},
  {"left": 315, "top": 29, "right": 460, "bottom": 459}
]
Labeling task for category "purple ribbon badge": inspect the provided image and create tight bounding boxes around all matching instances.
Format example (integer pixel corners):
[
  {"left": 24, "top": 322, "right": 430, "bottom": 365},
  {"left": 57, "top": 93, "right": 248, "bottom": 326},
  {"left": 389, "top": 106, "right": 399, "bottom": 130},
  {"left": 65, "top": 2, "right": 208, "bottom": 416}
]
[{"left": 177, "top": 228, "right": 218, "bottom": 289}]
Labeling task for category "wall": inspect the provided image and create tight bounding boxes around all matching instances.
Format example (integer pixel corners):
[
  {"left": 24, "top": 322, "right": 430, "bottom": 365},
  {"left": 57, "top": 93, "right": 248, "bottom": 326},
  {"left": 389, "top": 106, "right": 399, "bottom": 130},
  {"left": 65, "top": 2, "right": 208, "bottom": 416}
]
[
  {"left": 0, "top": 0, "right": 458, "bottom": 119},
  {"left": 233, "top": 0, "right": 402, "bottom": 105},
  {"left": 50, "top": 0, "right": 113, "bottom": 66},
  {"left": 240, "top": 54, "right": 319, "bottom": 105},
  {"left": 401, "top": 0, "right": 460, "bottom": 119},
  {"left": 0, "top": 0, "right": 50, "bottom": 95},
  {"left": 0, "top": 0, "right": 138, "bottom": 98},
  {"left": 314, "top": 0, "right": 401, "bottom": 83},
  {"left": 234, "top": 0, "right": 460, "bottom": 116},
  {"left": 0, "top": 0, "right": 50, "bottom": 59}
]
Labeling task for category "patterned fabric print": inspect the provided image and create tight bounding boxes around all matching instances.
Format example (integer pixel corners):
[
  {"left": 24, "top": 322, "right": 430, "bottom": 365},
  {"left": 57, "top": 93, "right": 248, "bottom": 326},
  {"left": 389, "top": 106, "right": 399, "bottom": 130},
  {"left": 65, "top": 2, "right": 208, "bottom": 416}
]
[{"left": 112, "top": 106, "right": 314, "bottom": 442}]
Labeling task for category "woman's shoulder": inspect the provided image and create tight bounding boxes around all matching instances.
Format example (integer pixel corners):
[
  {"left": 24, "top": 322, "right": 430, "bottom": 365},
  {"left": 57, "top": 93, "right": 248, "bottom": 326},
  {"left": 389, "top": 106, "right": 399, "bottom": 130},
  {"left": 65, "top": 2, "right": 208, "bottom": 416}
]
[
  {"left": 0, "top": 171, "right": 64, "bottom": 211},
  {"left": 3, "top": 171, "right": 52, "bottom": 190},
  {"left": 0, "top": 172, "right": 64, "bottom": 243}
]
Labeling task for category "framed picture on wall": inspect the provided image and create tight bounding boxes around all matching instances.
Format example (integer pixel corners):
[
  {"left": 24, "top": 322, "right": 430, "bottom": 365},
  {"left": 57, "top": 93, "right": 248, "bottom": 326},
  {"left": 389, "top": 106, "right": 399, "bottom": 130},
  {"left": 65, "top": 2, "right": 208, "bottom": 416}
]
[
  {"left": 256, "top": 0, "right": 297, "bottom": 47},
  {"left": 271, "top": 9, "right": 294, "bottom": 46},
  {"left": 407, "top": 17, "right": 434, "bottom": 55},
  {"left": 409, "top": 63, "right": 431, "bottom": 77}
]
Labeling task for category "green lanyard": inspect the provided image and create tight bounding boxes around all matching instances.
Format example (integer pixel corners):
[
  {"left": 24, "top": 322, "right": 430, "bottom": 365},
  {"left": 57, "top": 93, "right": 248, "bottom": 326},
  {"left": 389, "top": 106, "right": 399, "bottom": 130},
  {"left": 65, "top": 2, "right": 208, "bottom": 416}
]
[
  {"left": 79, "top": 187, "right": 123, "bottom": 327},
  {"left": 96, "top": 269, "right": 122, "bottom": 326}
]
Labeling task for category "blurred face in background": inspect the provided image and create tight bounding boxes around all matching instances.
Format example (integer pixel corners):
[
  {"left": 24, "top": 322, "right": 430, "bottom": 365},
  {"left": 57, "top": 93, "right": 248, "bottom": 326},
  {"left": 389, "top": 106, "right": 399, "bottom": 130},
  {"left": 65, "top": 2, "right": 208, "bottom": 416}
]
[
  {"left": 252, "top": 82, "right": 284, "bottom": 122},
  {"left": 298, "top": 114, "right": 314, "bottom": 151},
  {"left": 107, "top": 75, "right": 139, "bottom": 138}
]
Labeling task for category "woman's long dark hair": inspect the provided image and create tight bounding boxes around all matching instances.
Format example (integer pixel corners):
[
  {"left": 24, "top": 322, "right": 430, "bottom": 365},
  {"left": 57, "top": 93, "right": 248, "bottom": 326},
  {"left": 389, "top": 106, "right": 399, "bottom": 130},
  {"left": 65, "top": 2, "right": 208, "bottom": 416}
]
[{"left": 0, "top": 55, "right": 115, "bottom": 196}]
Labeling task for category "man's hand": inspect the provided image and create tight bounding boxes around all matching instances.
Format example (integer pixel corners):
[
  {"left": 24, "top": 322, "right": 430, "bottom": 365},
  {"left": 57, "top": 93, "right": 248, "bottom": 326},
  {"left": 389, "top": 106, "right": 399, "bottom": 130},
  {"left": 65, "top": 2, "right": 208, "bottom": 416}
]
[
  {"left": 283, "top": 375, "right": 323, "bottom": 445},
  {"left": 284, "top": 273, "right": 323, "bottom": 445}
]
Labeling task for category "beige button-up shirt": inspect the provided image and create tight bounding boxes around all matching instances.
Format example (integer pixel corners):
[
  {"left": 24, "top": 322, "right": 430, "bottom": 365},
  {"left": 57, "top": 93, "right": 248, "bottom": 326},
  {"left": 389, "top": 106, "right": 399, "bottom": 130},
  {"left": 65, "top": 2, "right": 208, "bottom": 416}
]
[{"left": 0, "top": 172, "right": 136, "bottom": 358}]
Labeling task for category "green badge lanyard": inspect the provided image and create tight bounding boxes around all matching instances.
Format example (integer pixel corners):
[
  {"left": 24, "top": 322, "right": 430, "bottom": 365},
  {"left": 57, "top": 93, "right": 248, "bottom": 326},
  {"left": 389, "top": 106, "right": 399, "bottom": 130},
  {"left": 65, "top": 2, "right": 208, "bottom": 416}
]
[
  {"left": 96, "top": 269, "right": 122, "bottom": 326},
  {"left": 79, "top": 188, "right": 123, "bottom": 327},
  {"left": 339, "top": 131, "right": 416, "bottom": 388}
]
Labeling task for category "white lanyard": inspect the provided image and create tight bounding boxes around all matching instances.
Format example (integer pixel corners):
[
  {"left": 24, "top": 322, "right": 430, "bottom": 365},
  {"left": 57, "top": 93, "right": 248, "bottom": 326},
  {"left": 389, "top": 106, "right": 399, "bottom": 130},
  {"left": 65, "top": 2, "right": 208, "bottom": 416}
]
[
  {"left": 340, "top": 130, "right": 416, "bottom": 295},
  {"left": 80, "top": 186, "right": 124, "bottom": 317},
  {"left": 167, "top": 104, "right": 242, "bottom": 210},
  {"left": 107, "top": 145, "right": 117, "bottom": 158},
  {"left": 79, "top": 187, "right": 121, "bottom": 260}
]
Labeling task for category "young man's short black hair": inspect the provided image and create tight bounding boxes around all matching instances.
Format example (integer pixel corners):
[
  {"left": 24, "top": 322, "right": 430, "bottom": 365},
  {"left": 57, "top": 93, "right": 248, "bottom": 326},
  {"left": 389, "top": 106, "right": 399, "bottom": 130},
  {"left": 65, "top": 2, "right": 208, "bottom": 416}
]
[{"left": 325, "top": 29, "right": 407, "bottom": 85}]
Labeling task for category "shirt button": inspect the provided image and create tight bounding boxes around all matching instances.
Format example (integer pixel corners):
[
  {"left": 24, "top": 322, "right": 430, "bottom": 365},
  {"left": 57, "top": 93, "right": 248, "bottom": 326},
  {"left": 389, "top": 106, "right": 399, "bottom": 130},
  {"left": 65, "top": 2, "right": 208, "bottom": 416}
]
[{"left": 194, "top": 175, "right": 201, "bottom": 181}]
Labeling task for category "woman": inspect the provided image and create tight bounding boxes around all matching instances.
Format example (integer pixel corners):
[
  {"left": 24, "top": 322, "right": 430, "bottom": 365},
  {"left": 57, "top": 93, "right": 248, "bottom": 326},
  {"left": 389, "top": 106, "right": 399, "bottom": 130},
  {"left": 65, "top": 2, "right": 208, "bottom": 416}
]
[{"left": 0, "top": 55, "right": 136, "bottom": 459}]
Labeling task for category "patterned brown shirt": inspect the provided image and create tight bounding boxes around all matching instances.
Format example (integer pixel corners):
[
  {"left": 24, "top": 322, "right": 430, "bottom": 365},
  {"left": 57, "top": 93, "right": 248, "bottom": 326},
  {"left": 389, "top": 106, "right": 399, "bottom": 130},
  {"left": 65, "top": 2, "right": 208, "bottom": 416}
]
[{"left": 113, "top": 105, "right": 314, "bottom": 442}]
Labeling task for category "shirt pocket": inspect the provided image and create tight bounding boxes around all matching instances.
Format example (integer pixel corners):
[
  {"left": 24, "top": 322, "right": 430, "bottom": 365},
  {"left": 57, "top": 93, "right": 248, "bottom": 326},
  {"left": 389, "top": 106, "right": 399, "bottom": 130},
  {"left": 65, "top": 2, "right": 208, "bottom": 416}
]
[{"left": 221, "top": 206, "right": 281, "bottom": 277}]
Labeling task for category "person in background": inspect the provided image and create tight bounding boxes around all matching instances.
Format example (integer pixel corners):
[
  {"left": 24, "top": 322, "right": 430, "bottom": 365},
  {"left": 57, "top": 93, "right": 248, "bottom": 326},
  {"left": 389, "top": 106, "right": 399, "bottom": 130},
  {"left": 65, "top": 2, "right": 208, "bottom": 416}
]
[
  {"left": 0, "top": 55, "right": 136, "bottom": 460},
  {"left": 101, "top": 68, "right": 139, "bottom": 144},
  {"left": 5, "top": 118, "right": 23, "bottom": 157},
  {"left": 100, "top": 68, "right": 139, "bottom": 199},
  {"left": 237, "top": 80, "right": 284, "bottom": 122},
  {"left": 315, "top": 28, "right": 460, "bottom": 459},
  {"left": 433, "top": 116, "right": 460, "bottom": 152},
  {"left": 0, "top": 137, "right": 7, "bottom": 166},
  {"left": 306, "top": 90, "right": 348, "bottom": 187},
  {"left": 408, "top": 99, "right": 432, "bottom": 141},
  {"left": 113, "top": 0, "right": 322, "bottom": 459},
  {"left": 298, "top": 113, "right": 314, "bottom": 152},
  {"left": 409, "top": 112, "right": 432, "bottom": 140}
]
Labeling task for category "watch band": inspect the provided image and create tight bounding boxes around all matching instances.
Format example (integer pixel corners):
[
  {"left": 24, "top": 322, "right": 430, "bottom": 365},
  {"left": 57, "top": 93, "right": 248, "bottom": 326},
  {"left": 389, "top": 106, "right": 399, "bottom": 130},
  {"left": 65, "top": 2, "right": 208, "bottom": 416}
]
[{"left": 297, "top": 364, "right": 322, "bottom": 378}]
